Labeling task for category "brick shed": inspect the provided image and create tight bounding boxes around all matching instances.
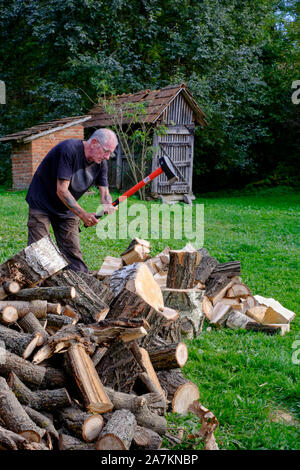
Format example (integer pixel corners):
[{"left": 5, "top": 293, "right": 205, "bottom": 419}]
[{"left": 0, "top": 116, "right": 90, "bottom": 189}]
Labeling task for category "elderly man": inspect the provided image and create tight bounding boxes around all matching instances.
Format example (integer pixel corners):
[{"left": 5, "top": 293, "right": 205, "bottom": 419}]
[{"left": 25, "top": 128, "right": 118, "bottom": 272}]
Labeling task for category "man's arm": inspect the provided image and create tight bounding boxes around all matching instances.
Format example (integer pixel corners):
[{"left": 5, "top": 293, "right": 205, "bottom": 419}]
[
  {"left": 99, "top": 186, "right": 118, "bottom": 214},
  {"left": 57, "top": 179, "right": 98, "bottom": 227}
]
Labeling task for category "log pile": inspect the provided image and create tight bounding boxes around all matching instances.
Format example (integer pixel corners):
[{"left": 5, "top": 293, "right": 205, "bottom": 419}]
[{"left": 0, "top": 236, "right": 216, "bottom": 451}]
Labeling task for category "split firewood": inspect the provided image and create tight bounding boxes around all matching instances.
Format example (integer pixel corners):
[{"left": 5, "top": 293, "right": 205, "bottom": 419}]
[
  {"left": 12, "top": 286, "right": 76, "bottom": 302},
  {"left": 0, "top": 235, "right": 68, "bottom": 288},
  {"left": 23, "top": 406, "right": 59, "bottom": 440},
  {"left": 0, "top": 425, "right": 29, "bottom": 450},
  {"left": 67, "top": 343, "right": 113, "bottom": 413},
  {"left": 0, "top": 376, "right": 45, "bottom": 442},
  {"left": 167, "top": 250, "right": 198, "bottom": 289},
  {"left": 131, "top": 425, "right": 163, "bottom": 450},
  {"left": 210, "top": 303, "right": 232, "bottom": 326},
  {"left": 153, "top": 272, "right": 167, "bottom": 288},
  {"left": 8, "top": 371, "right": 71, "bottom": 411},
  {"left": 18, "top": 312, "right": 49, "bottom": 345},
  {"left": 202, "top": 296, "right": 213, "bottom": 321},
  {"left": 226, "top": 283, "right": 252, "bottom": 299},
  {"left": 205, "top": 277, "right": 234, "bottom": 305},
  {"left": 96, "top": 409, "right": 137, "bottom": 450},
  {"left": 76, "top": 271, "right": 114, "bottom": 306},
  {"left": 147, "top": 342, "right": 188, "bottom": 370},
  {"left": 245, "top": 322, "right": 291, "bottom": 335},
  {"left": 97, "top": 256, "right": 123, "bottom": 280},
  {"left": 0, "top": 304, "right": 18, "bottom": 324},
  {"left": 162, "top": 287, "right": 205, "bottom": 336},
  {"left": 156, "top": 369, "right": 200, "bottom": 414},
  {"left": 209, "top": 261, "right": 241, "bottom": 279},
  {"left": 180, "top": 317, "right": 197, "bottom": 339},
  {"left": 104, "top": 388, "right": 167, "bottom": 417},
  {"left": 0, "top": 349, "right": 66, "bottom": 389},
  {"left": 91, "top": 347, "right": 108, "bottom": 367},
  {"left": 188, "top": 400, "right": 219, "bottom": 450},
  {"left": 43, "top": 270, "right": 110, "bottom": 323},
  {"left": 253, "top": 295, "right": 296, "bottom": 324},
  {"left": 0, "top": 281, "right": 20, "bottom": 300},
  {"left": 241, "top": 296, "right": 258, "bottom": 311},
  {"left": 0, "top": 324, "right": 43, "bottom": 359},
  {"left": 61, "top": 304, "right": 80, "bottom": 321},
  {"left": 246, "top": 306, "right": 268, "bottom": 323},
  {"left": 58, "top": 433, "right": 96, "bottom": 450},
  {"left": 46, "top": 313, "right": 78, "bottom": 330},
  {"left": 121, "top": 238, "right": 151, "bottom": 265},
  {"left": 140, "top": 307, "right": 181, "bottom": 349},
  {"left": 194, "top": 256, "right": 219, "bottom": 283},
  {"left": 130, "top": 344, "right": 165, "bottom": 397},
  {"left": 47, "top": 302, "right": 61, "bottom": 314},
  {"left": 226, "top": 310, "right": 257, "bottom": 329},
  {"left": 0, "top": 300, "right": 48, "bottom": 319},
  {"left": 107, "top": 263, "right": 164, "bottom": 320},
  {"left": 58, "top": 407, "right": 104, "bottom": 442}
]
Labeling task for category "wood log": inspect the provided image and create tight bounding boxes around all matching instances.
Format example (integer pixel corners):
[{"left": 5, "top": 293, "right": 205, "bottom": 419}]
[
  {"left": 202, "top": 296, "right": 213, "bottom": 321},
  {"left": 107, "top": 263, "right": 164, "bottom": 319},
  {"left": 23, "top": 406, "right": 59, "bottom": 440},
  {"left": 148, "top": 343, "right": 188, "bottom": 370},
  {"left": 140, "top": 307, "right": 181, "bottom": 349},
  {"left": 156, "top": 369, "right": 200, "bottom": 414},
  {"left": 12, "top": 286, "right": 76, "bottom": 302},
  {"left": 130, "top": 344, "right": 165, "bottom": 397},
  {"left": 97, "top": 256, "right": 123, "bottom": 280},
  {"left": 91, "top": 347, "right": 108, "bottom": 367},
  {"left": 205, "top": 277, "right": 233, "bottom": 305},
  {"left": 0, "top": 349, "right": 66, "bottom": 389},
  {"left": 0, "top": 281, "right": 20, "bottom": 300},
  {"left": 167, "top": 250, "right": 198, "bottom": 289},
  {"left": 253, "top": 295, "right": 296, "bottom": 324},
  {"left": 132, "top": 425, "right": 163, "bottom": 450},
  {"left": 226, "top": 283, "right": 251, "bottom": 299},
  {"left": 43, "top": 270, "right": 109, "bottom": 323},
  {"left": 58, "top": 433, "right": 96, "bottom": 450},
  {"left": 209, "top": 261, "right": 241, "bottom": 279},
  {"left": 122, "top": 244, "right": 151, "bottom": 265},
  {"left": 47, "top": 302, "right": 61, "bottom": 314},
  {"left": 46, "top": 313, "right": 77, "bottom": 330},
  {"left": 195, "top": 256, "right": 219, "bottom": 283},
  {"left": 8, "top": 371, "right": 71, "bottom": 411},
  {"left": 0, "top": 235, "right": 68, "bottom": 287},
  {"left": 210, "top": 303, "right": 232, "bottom": 326},
  {"left": 96, "top": 340, "right": 144, "bottom": 394},
  {"left": 0, "top": 305, "right": 18, "bottom": 324},
  {"left": 96, "top": 409, "right": 136, "bottom": 450},
  {"left": 18, "top": 312, "right": 49, "bottom": 345},
  {"left": 0, "top": 425, "right": 29, "bottom": 450},
  {"left": 67, "top": 343, "right": 113, "bottom": 413},
  {"left": 59, "top": 407, "right": 104, "bottom": 442},
  {"left": 162, "top": 288, "right": 205, "bottom": 336},
  {"left": 61, "top": 304, "right": 80, "bottom": 321},
  {"left": 0, "top": 376, "right": 45, "bottom": 442},
  {"left": 0, "top": 324, "right": 42, "bottom": 359},
  {"left": 226, "top": 310, "right": 256, "bottom": 329},
  {"left": 104, "top": 387, "right": 167, "bottom": 417},
  {"left": 76, "top": 271, "right": 114, "bottom": 306},
  {"left": 0, "top": 300, "right": 48, "bottom": 319}
]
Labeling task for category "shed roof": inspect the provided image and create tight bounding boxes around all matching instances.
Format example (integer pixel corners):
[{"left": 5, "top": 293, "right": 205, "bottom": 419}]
[
  {"left": 0, "top": 115, "right": 91, "bottom": 143},
  {"left": 85, "top": 83, "right": 207, "bottom": 128}
]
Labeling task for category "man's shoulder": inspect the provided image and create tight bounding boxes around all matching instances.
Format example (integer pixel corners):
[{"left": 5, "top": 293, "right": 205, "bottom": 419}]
[{"left": 56, "top": 139, "right": 83, "bottom": 152}]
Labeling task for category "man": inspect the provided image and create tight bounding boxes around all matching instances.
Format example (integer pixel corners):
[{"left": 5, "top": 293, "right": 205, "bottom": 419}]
[{"left": 26, "top": 128, "right": 118, "bottom": 272}]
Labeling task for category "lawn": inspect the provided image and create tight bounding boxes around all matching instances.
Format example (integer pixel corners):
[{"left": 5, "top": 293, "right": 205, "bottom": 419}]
[{"left": 0, "top": 185, "right": 299, "bottom": 450}]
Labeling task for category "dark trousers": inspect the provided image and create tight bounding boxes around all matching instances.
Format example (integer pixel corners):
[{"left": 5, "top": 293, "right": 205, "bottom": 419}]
[{"left": 27, "top": 207, "right": 88, "bottom": 273}]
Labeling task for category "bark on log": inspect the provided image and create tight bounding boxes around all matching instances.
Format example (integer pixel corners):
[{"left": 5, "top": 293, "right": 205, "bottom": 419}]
[
  {"left": 59, "top": 407, "right": 104, "bottom": 442},
  {"left": 23, "top": 406, "right": 59, "bottom": 440},
  {"left": 205, "top": 277, "right": 233, "bottom": 305},
  {"left": 131, "top": 425, "right": 163, "bottom": 450},
  {"left": 0, "top": 425, "right": 29, "bottom": 450},
  {"left": 12, "top": 286, "right": 76, "bottom": 302},
  {"left": 140, "top": 307, "right": 181, "bottom": 349},
  {"left": 195, "top": 256, "right": 219, "bottom": 283},
  {"left": 156, "top": 369, "right": 200, "bottom": 414},
  {"left": 209, "top": 261, "right": 241, "bottom": 279},
  {"left": 0, "top": 324, "right": 42, "bottom": 359},
  {"left": 46, "top": 313, "right": 77, "bottom": 330},
  {"left": 67, "top": 343, "right": 113, "bottom": 413},
  {"left": 96, "top": 409, "right": 136, "bottom": 450},
  {"left": 104, "top": 388, "right": 167, "bottom": 417},
  {"left": 0, "top": 300, "right": 48, "bottom": 319},
  {"left": 162, "top": 288, "right": 205, "bottom": 337},
  {"left": 0, "top": 376, "right": 45, "bottom": 442},
  {"left": 43, "top": 270, "right": 109, "bottom": 323},
  {"left": 8, "top": 372, "right": 71, "bottom": 411},
  {"left": 18, "top": 312, "right": 49, "bottom": 345},
  {"left": 58, "top": 433, "right": 96, "bottom": 450},
  {"left": 167, "top": 250, "right": 198, "bottom": 289},
  {"left": 0, "top": 235, "right": 68, "bottom": 287},
  {"left": 148, "top": 343, "right": 188, "bottom": 370},
  {"left": 92, "top": 347, "right": 108, "bottom": 367},
  {"left": 47, "top": 303, "right": 61, "bottom": 314},
  {"left": 0, "top": 349, "right": 66, "bottom": 389},
  {"left": 76, "top": 272, "right": 114, "bottom": 306}
]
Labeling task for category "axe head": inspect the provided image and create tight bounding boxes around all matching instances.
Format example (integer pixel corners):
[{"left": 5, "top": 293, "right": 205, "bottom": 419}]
[{"left": 159, "top": 155, "right": 179, "bottom": 184}]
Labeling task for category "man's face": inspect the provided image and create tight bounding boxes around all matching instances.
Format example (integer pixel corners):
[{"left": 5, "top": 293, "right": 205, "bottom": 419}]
[{"left": 88, "top": 138, "right": 116, "bottom": 164}]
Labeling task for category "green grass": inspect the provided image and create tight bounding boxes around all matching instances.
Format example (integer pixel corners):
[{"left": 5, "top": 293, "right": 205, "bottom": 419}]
[{"left": 0, "top": 185, "right": 299, "bottom": 450}]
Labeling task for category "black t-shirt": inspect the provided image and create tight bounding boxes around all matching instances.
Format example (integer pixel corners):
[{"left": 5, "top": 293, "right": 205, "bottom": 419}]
[{"left": 26, "top": 139, "right": 108, "bottom": 217}]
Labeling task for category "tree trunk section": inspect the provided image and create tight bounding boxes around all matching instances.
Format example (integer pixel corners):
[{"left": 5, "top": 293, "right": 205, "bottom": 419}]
[
  {"left": 12, "top": 286, "right": 76, "bottom": 302},
  {"left": 0, "top": 300, "right": 48, "bottom": 319},
  {"left": 58, "top": 433, "right": 96, "bottom": 450},
  {"left": 132, "top": 425, "right": 163, "bottom": 450},
  {"left": 59, "top": 407, "right": 104, "bottom": 442},
  {"left": 96, "top": 409, "right": 136, "bottom": 450},
  {"left": 167, "top": 250, "right": 198, "bottom": 289},
  {"left": 156, "top": 369, "right": 200, "bottom": 414},
  {"left": 18, "top": 312, "right": 49, "bottom": 345},
  {"left": 23, "top": 406, "right": 59, "bottom": 440},
  {"left": 148, "top": 343, "right": 188, "bottom": 370}
]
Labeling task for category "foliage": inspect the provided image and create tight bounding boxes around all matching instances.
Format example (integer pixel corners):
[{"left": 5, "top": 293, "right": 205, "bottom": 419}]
[{"left": 0, "top": 0, "right": 299, "bottom": 188}]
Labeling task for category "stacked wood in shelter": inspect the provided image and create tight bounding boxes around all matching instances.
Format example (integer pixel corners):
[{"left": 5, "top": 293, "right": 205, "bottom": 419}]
[{"left": 0, "top": 236, "right": 213, "bottom": 451}]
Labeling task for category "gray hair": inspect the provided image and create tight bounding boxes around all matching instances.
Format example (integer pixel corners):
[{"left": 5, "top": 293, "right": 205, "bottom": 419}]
[{"left": 88, "top": 128, "right": 118, "bottom": 147}]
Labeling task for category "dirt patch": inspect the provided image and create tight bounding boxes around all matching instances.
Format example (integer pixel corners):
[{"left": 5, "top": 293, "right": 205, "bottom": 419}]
[{"left": 270, "top": 409, "right": 300, "bottom": 427}]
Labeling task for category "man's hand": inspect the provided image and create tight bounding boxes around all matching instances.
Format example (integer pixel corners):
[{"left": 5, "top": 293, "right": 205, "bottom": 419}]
[
  {"left": 80, "top": 211, "right": 99, "bottom": 227},
  {"left": 102, "top": 203, "right": 118, "bottom": 215}
]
